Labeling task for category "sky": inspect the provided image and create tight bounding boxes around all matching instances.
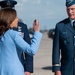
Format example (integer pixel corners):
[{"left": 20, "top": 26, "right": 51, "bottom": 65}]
[{"left": 15, "top": 0, "right": 68, "bottom": 30}]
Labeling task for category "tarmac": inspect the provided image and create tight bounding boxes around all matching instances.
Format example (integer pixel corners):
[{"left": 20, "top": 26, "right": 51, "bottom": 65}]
[{"left": 32, "top": 32, "right": 54, "bottom": 75}]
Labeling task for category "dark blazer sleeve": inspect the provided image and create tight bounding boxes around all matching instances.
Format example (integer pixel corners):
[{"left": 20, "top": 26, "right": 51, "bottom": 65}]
[
  {"left": 23, "top": 24, "right": 33, "bottom": 73},
  {"left": 52, "top": 23, "right": 60, "bottom": 72}
]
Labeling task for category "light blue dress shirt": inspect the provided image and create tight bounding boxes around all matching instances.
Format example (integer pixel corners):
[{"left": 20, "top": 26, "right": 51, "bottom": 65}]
[
  {"left": 0, "top": 29, "right": 42, "bottom": 75},
  {"left": 70, "top": 18, "right": 75, "bottom": 26}
]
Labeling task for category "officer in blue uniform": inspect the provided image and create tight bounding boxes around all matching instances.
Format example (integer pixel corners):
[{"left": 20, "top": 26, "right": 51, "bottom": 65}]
[
  {"left": 52, "top": 0, "right": 75, "bottom": 75},
  {"left": 0, "top": 0, "right": 33, "bottom": 75}
]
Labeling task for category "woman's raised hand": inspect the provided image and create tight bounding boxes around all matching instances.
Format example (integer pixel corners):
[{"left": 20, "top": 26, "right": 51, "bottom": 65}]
[{"left": 33, "top": 19, "right": 40, "bottom": 32}]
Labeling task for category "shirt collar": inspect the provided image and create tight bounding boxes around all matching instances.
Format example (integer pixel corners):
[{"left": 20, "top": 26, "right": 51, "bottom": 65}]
[{"left": 69, "top": 18, "right": 75, "bottom": 26}]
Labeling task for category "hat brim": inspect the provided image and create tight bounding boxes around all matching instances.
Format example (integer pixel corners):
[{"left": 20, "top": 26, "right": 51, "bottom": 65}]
[{"left": 0, "top": 1, "right": 17, "bottom": 8}]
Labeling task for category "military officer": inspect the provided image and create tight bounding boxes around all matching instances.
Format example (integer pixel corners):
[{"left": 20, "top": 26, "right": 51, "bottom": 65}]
[
  {"left": 0, "top": 0, "right": 33, "bottom": 75},
  {"left": 52, "top": 0, "right": 75, "bottom": 75}
]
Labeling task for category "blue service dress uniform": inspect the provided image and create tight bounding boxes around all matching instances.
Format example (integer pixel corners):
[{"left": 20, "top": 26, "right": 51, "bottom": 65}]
[
  {"left": 13, "top": 22, "right": 33, "bottom": 73},
  {"left": 0, "top": 29, "right": 42, "bottom": 75},
  {"left": 52, "top": 18, "right": 75, "bottom": 75}
]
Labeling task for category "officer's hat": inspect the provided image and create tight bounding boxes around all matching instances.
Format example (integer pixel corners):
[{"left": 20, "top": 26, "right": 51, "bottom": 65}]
[
  {"left": 66, "top": 0, "right": 75, "bottom": 7},
  {"left": 0, "top": 0, "right": 17, "bottom": 8}
]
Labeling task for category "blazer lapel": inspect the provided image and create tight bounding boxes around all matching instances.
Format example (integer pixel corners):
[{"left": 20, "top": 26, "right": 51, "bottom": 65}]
[{"left": 65, "top": 19, "right": 75, "bottom": 34}]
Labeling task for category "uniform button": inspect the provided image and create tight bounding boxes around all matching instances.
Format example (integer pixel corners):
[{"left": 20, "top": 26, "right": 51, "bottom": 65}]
[
  {"left": 74, "top": 36, "right": 75, "bottom": 38},
  {"left": 74, "top": 59, "right": 75, "bottom": 61}
]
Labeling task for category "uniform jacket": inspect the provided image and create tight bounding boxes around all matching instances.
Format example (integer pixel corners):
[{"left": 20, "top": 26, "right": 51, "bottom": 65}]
[
  {"left": 13, "top": 22, "right": 33, "bottom": 73},
  {"left": 0, "top": 29, "right": 42, "bottom": 75},
  {"left": 52, "top": 18, "right": 75, "bottom": 75}
]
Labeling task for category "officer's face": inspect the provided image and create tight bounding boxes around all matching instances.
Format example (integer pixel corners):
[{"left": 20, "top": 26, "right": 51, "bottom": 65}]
[
  {"left": 10, "top": 17, "right": 18, "bottom": 28},
  {"left": 67, "top": 4, "right": 75, "bottom": 20}
]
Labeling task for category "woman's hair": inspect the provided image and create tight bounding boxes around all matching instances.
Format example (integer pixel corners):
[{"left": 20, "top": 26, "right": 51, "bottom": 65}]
[{"left": 0, "top": 8, "right": 17, "bottom": 36}]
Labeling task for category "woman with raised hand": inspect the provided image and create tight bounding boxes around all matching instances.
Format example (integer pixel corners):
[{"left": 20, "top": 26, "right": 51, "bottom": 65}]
[{"left": 0, "top": 8, "right": 42, "bottom": 75}]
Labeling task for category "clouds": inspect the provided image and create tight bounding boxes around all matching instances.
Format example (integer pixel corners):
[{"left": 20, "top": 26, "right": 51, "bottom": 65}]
[
  {"left": 17, "top": 0, "right": 41, "bottom": 4},
  {"left": 16, "top": 0, "right": 56, "bottom": 18},
  {"left": 15, "top": 0, "right": 67, "bottom": 29}
]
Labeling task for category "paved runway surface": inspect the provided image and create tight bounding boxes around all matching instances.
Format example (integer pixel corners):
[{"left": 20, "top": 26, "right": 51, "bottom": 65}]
[{"left": 32, "top": 32, "right": 54, "bottom": 75}]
